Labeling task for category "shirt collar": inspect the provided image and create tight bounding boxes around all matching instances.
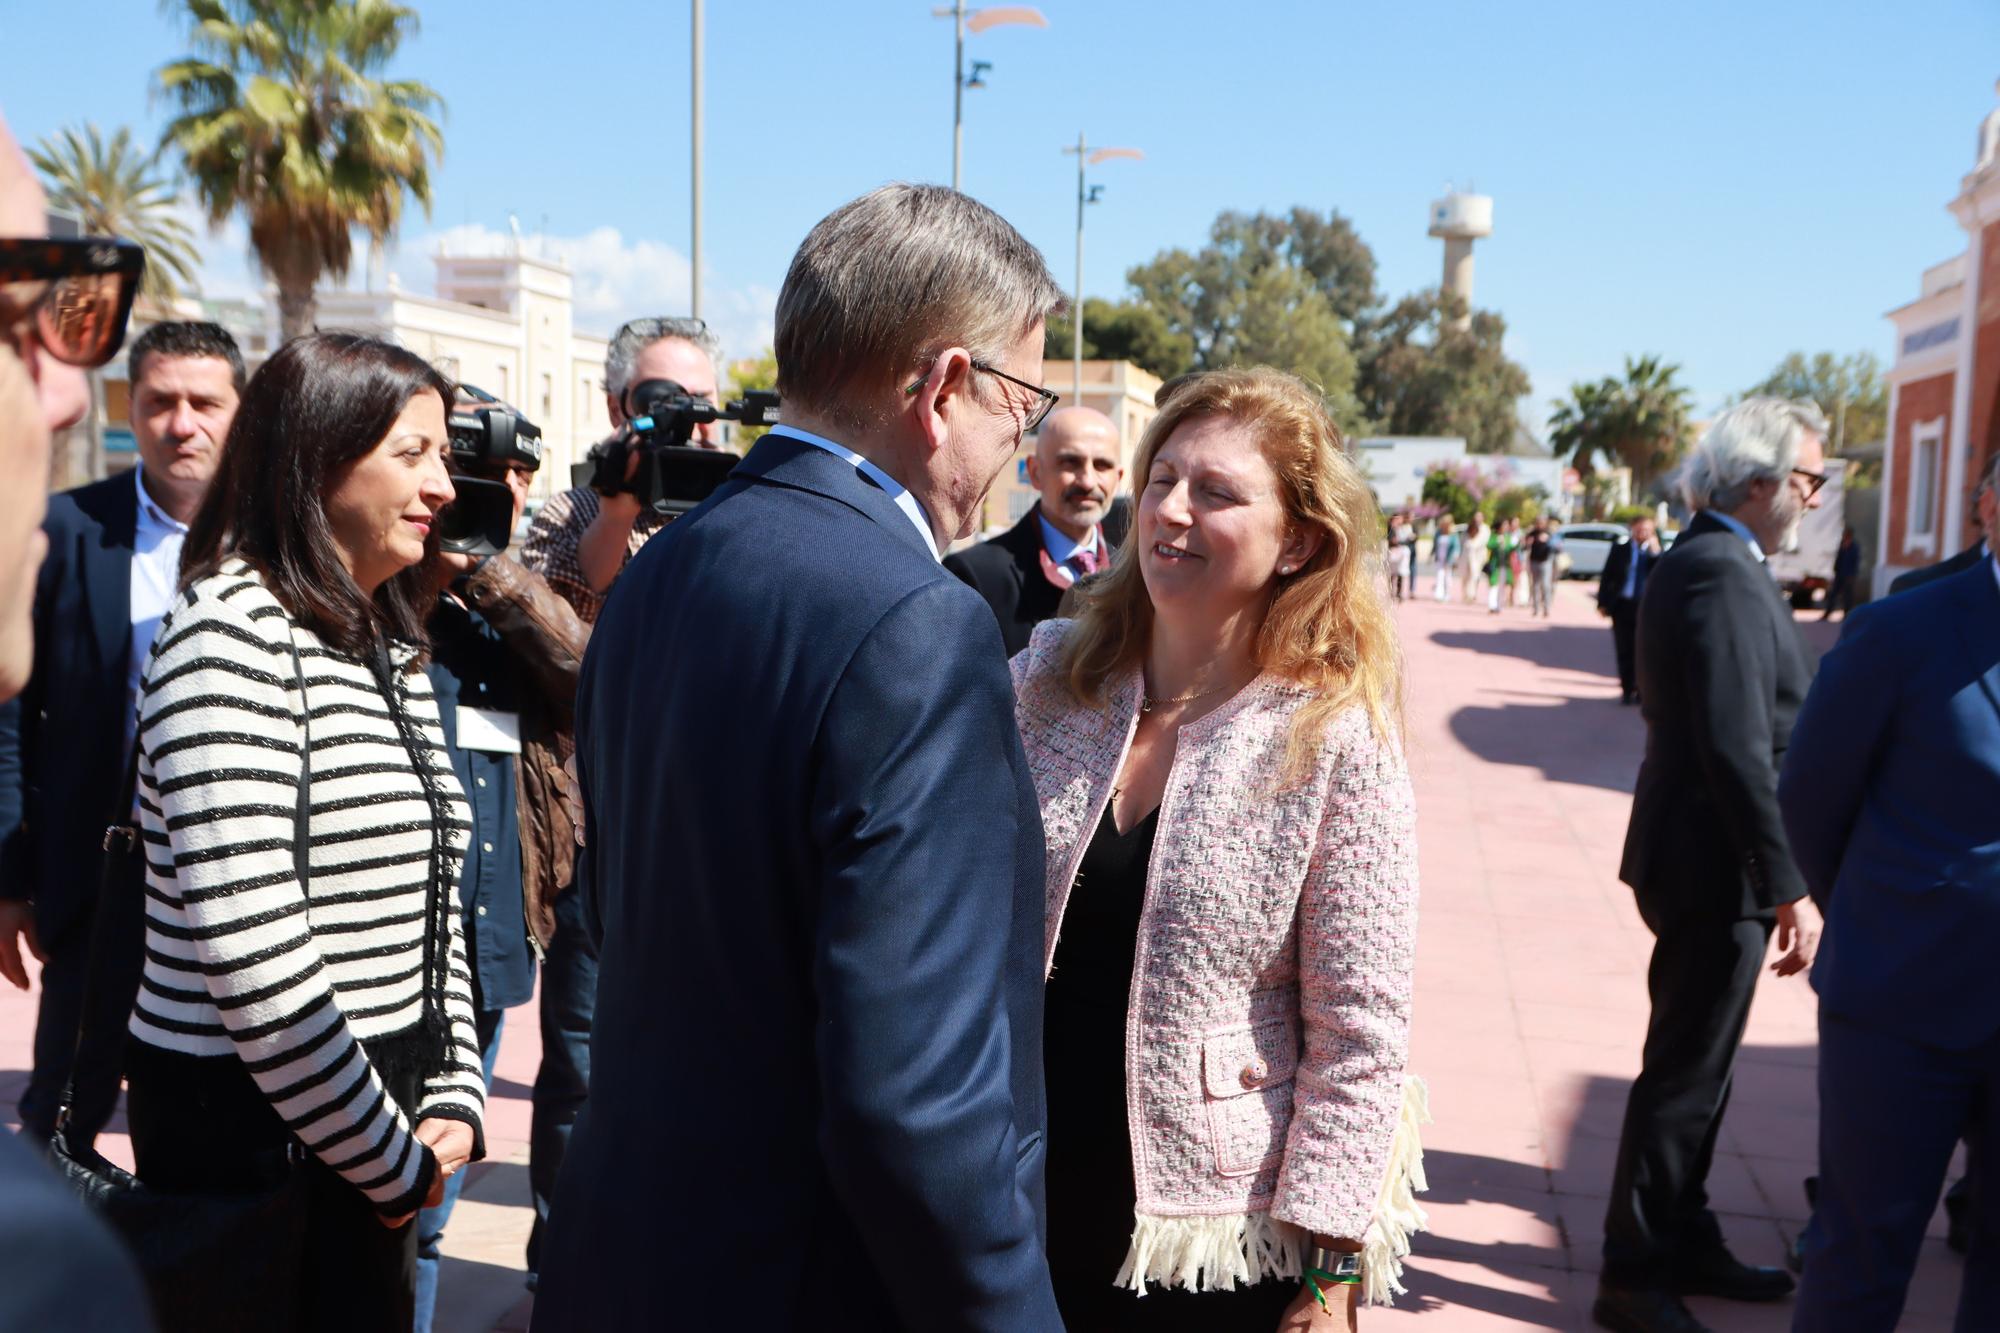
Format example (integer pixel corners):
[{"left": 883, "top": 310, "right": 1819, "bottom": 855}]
[
  {"left": 767, "top": 424, "right": 940, "bottom": 561},
  {"left": 1704, "top": 508, "right": 1765, "bottom": 562},
  {"left": 1035, "top": 509, "right": 1099, "bottom": 565},
  {"left": 133, "top": 466, "right": 190, "bottom": 535}
]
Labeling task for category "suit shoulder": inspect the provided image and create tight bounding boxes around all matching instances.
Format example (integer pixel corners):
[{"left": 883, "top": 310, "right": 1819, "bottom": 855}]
[
  {"left": 944, "top": 533, "right": 1019, "bottom": 579},
  {"left": 44, "top": 474, "right": 130, "bottom": 533}
]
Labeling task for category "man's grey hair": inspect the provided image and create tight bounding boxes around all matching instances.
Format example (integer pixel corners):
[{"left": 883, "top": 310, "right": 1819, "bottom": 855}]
[
  {"left": 1679, "top": 396, "right": 1829, "bottom": 513},
  {"left": 774, "top": 183, "right": 1065, "bottom": 429},
  {"left": 604, "top": 317, "right": 722, "bottom": 403}
]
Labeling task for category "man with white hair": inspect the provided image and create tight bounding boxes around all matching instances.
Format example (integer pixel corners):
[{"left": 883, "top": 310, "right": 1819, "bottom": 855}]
[
  {"left": 1597, "top": 398, "right": 1828, "bottom": 1333},
  {"left": 945, "top": 404, "right": 1123, "bottom": 656}
]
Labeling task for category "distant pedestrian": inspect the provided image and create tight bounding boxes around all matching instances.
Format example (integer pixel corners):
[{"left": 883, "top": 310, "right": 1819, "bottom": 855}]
[
  {"left": 1596, "top": 516, "right": 1661, "bottom": 705},
  {"left": 1014, "top": 365, "right": 1426, "bottom": 1328},
  {"left": 1486, "top": 517, "right": 1518, "bottom": 614},
  {"left": 1821, "top": 527, "right": 1859, "bottom": 621},
  {"left": 1432, "top": 514, "right": 1461, "bottom": 601},
  {"left": 1461, "top": 514, "right": 1489, "bottom": 602},
  {"left": 1387, "top": 511, "right": 1416, "bottom": 600},
  {"left": 1525, "top": 517, "right": 1559, "bottom": 617},
  {"left": 1598, "top": 397, "right": 1828, "bottom": 1333},
  {"left": 1777, "top": 522, "right": 2000, "bottom": 1332}
]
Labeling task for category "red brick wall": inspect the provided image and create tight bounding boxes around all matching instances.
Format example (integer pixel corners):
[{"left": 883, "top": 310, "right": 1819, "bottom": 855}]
[{"left": 1887, "top": 371, "right": 1955, "bottom": 561}]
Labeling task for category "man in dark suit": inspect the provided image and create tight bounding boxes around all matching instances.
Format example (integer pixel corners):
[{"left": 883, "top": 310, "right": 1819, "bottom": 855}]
[
  {"left": 1777, "top": 552, "right": 2000, "bottom": 1329},
  {"left": 1597, "top": 515, "right": 1662, "bottom": 704},
  {"left": 1889, "top": 460, "right": 1993, "bottom": 595},
  {"left": 532, "top": 185, "right": 1065, "bottom": 1331},
  {"left": 1598, "top": 398, "right": 1829, "bottom": 1333},
  {"left": 0, "top": 321, "right": 242, "bottom": 1144},
  {"left": 947, "top": 405, "right": 1123, "bottom": 657}
]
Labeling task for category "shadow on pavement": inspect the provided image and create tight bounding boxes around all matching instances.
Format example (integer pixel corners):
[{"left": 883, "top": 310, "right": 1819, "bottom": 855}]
[
  {"left": 1446, "top": 694, "right": 1641, "bottom": 794},
  {"left": 1432, "top": 625, "right": 1620, "bottom": 677}
]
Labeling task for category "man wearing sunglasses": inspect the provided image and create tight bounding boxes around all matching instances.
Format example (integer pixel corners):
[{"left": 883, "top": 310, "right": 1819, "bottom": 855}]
[
  {"left": 0, "top": 106, "right": 154, "bottom": 1333},
  {"left": 0, "top": 318, "right": 240, "bottom": 1154},
  {"left": 1598, "top": 396, "right": 1827, "bottom": 1333}
]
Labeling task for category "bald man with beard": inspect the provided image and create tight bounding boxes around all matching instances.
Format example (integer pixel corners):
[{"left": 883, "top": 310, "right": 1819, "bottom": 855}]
[{"left": 946, "top": 406, "right": 1124, "bottom": 657}]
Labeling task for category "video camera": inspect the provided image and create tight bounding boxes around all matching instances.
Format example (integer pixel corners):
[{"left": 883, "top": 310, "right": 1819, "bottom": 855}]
[
  {"left": 439, "top": 386, "right": 543, "bottom": 558},
  {"left": 574, "top": 377, "right": 782, "bottom": 517}
]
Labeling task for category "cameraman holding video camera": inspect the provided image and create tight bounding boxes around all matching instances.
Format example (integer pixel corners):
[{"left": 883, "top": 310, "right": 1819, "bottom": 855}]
[
  {"left": 517, "top": 316, "right": 723, "bottom": 626},
  {"left": 414, "top": 394, "right": 591, "bottom": 1331}
]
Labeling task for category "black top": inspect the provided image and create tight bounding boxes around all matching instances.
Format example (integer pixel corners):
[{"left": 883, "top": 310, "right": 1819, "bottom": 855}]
[{"left": 1043, "top": 802, "right": 1295, "bottom": 1329}]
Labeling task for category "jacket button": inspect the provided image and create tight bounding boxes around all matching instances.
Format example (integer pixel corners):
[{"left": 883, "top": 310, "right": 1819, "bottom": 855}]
[{"left": 1241, "top": 1058, "right": 1269, "bottom": 1089}]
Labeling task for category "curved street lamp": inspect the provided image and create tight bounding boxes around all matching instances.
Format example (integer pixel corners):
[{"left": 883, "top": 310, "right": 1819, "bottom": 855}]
[
  {"left": 1061, "top": 136, "right": 1144, "bottom": 400},
  {"left": 933, "top": 3, "right": 1047, "bottom": 190}
]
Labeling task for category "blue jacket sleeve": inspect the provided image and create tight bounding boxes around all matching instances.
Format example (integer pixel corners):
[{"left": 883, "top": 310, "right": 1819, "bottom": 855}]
[
  {"left": 807, "top": 579, "right": 1060, "bottom": 1331},
  {"left": 1777, "top": 602, "right": 1898, "bottom": 908}
]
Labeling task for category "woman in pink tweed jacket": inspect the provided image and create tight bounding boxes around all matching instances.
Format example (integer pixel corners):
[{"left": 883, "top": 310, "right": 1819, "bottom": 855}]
[{"left": 1011, "top": 367, "right": 1427, "bottom": 1330}]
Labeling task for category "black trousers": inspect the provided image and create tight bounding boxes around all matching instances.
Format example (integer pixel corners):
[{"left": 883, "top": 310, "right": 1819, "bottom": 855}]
[
  {"left": 1603, "top": 914, "right": 1772, "bottom": 1286},
  {"left": 1610, "top": 601, "right": 1640, "bottom": 696},
  {"left": 127, "top": 1043, "right": 422, "bottom": 1333},
  {"left": 16, "top": 853, "right": 146, "bottom": 1145}
]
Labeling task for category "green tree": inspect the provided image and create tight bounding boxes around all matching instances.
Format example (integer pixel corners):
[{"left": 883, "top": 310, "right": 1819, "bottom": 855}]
[
  {"left": 1043, "top": 297, "right": 1193, "bottom": 381},
  {"left": 30, "top": 124, "right": 201, "bottom": 306},
  {"left": 1354, "top": 290, "right": 1531, "bottom": 453},
  {"left": 1741, "top": 350, "right": 1887, "bottom": 455},
  {"left": 157, "top": 0, "right": 444, "bottom": 342},
  {"left": 1126, "top": 221, "right": 1364, "bottom": 432},
  {"left": 727, "top": 350, "right": 777, "bottom": 451},
  {"left": 1548, "top": 355, "right": 1693, "bottom": 497}
]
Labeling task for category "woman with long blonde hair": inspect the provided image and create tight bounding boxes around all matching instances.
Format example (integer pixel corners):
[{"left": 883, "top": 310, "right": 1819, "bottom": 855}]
[{"left": 1011, "top": 367, "right": 1427, "bottom": 1330}]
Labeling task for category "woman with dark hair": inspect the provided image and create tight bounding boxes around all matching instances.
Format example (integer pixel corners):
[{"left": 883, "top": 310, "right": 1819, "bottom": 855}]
[
  {"left": 123, "top": 331, "right": 485, "bottom": 1330},
  {"left": 1013, "top": 367, "right": 1428, "bottom": 1330}
]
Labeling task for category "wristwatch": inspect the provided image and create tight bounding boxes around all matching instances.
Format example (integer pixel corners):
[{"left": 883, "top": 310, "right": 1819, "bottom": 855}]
[{"left": 1305, "top": 1245, "right": 1362, "bottom": 1282}]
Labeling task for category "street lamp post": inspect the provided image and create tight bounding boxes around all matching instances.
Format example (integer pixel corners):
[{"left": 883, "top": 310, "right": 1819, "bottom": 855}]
[
  {"left": 691, "top": 0, "right": 704, "bottom": 322},
  {"left": 1061, "top": 135, "right": 1143, "bottom": 404},
  {"left": 933, "top": 3, "right": 1047, "bottom": 191}
]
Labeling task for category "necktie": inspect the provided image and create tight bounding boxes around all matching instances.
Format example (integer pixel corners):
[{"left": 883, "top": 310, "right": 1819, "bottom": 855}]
[{"left": 1040, "top": 540, "right": 1101, "bottom": 590}]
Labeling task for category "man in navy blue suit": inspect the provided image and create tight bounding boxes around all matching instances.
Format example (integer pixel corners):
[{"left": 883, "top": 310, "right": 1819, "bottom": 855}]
[
  {"left": 1778, "top": 463, "right": 2000, "bottom": 1330},
  {"left": 531, "top": 185, "right": 1067, "bottom": 1331},
  {"left": 0, "top": 320, "right": 242, "bottom": 1145}
]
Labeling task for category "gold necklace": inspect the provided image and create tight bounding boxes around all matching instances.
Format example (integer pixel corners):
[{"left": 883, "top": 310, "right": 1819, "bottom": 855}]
[{"left": 1140, "top": 682, "right": 1230, "bottom": 714}]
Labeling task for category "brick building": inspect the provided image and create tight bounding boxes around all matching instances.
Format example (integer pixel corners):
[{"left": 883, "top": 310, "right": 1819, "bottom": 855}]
[{"left": 1877, "top": 89, "right": 2000, "bottom": 592}]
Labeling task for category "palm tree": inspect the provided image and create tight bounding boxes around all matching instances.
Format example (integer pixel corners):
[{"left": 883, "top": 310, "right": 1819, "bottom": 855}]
[
  {"left": 29, "top": 124, "right": 201, "bottom": 307},
  {"left": 156, "top": 0, "right": 444, "bottom": 342},
  {"left": 1548, "top": 354, "right": 1693, "bottom": 498}
]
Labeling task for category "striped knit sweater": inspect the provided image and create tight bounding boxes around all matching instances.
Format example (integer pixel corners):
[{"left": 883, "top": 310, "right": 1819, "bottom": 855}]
[{"left": 127, "top": 560, "right": 486, "bottom": 1217}]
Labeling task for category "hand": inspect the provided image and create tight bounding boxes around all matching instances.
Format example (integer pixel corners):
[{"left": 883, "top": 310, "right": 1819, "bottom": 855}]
[
  {"left": 1770, "top": 898, "right": 1820, "bottom": 978},
  {"left": 416, "top": 1117, "right": 475, "bottom": 1178},
  {"left": 1278, "top": 1278, "right": 1358, "bottom": 1331},
  {"left": 0, "top": 899, "right": 44, "bottom": 990}
]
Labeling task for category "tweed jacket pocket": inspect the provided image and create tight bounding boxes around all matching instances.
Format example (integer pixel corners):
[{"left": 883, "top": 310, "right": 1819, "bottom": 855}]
[{"left": 1201, "top": 1018, "right": 1302, "bottom": 1178}]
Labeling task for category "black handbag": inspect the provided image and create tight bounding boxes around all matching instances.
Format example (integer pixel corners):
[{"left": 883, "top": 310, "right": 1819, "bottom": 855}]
[{"left": 46, "top": 632, "right": 317, "bottom": 1331}]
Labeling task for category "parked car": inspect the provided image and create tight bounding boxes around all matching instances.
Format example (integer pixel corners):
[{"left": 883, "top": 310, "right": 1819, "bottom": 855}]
[{"left": 1552, "top": 522, "right": 1629, "bottom": 579}]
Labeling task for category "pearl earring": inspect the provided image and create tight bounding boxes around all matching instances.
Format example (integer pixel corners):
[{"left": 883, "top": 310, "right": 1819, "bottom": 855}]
[{"left": 1278, "top": 565, "right": 1294, "bottom": 575}]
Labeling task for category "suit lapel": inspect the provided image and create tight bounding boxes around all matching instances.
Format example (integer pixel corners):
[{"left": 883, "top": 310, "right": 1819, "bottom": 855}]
[
  {"left": 83, "top": 478, "right": 138, "bottom": 671},
  {"left": 1950, "top": 561, "right": 2000, "bottom": 723},
  {"left": 734, "top": 435, "right": 938, "bottom": 562}
]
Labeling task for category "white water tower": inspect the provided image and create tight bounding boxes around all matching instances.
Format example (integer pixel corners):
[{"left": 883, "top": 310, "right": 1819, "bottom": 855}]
[{"left": 1428, "top": 190, "right": 1493, "bottom": 330}]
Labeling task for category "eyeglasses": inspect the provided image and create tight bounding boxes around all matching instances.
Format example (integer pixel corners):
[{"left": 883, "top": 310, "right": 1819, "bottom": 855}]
[
  {"left": 1790, "top": 467, "right": 1828, "bottom": 500},
  {"left": 905, "top": 357, "right": 1060, "bottom": 434},
  {"left": 0, "top": 237, "right": 146, "bottom": 369}
]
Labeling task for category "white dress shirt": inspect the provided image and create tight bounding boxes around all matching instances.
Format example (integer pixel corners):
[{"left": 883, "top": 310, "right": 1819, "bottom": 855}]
[
  {"left": 767, "top": 424, "right": 941, "bottom": 561},
  {"left": 128, "top": 467, "right": 190, "bottom": 760}
]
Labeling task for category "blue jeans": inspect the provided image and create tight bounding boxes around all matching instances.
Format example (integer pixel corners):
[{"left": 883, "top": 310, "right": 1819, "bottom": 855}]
[
  {"left": 527, "top": 886, "right": 598, "bottom": 1278},
  {"left": 413, "top": 1008, "right": 505, "bottom": 1333}
]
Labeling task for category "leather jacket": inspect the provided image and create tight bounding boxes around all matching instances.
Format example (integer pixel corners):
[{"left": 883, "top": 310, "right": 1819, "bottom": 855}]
[{"left": 460, "top": 554, "right": 590, "bottom": 951}]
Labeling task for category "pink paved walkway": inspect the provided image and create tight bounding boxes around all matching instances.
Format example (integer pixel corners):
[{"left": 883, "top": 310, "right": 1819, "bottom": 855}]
[{"left": 0, "top": 578, "right": 1969, "bottom": 1330}]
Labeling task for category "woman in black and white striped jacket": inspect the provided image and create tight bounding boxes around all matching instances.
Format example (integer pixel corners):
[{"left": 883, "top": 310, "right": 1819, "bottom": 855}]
[{"left": 126, "top": 332, "right": 485, "bottom": 1330}]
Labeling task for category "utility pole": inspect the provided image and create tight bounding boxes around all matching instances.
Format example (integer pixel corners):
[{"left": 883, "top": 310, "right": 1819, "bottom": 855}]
[
  {"left": 950, "top": 0, "right": 965, "bottom": 191},
  {"left": 1060, "top": 136, "right": 1143, "bottom": 408},
  {"left": 691, "top": 0, "right": 705, "bottom": 322}
]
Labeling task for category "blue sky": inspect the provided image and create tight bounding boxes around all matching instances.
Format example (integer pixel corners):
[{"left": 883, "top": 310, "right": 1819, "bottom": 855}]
[{"left": 5, "top": 0, "right": 1996, "bottom": 432}]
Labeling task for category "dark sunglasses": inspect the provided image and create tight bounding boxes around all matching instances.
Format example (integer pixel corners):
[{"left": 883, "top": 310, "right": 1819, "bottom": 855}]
[
  {"left": 1790, "top": 467, "right": 1828, "bottom": 500},
  {"left": 905, "top": 357, "right": 1060, "bottom": 433},
  {"left": 0, "top": 237, "right": 146, "bottom": 369}
]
